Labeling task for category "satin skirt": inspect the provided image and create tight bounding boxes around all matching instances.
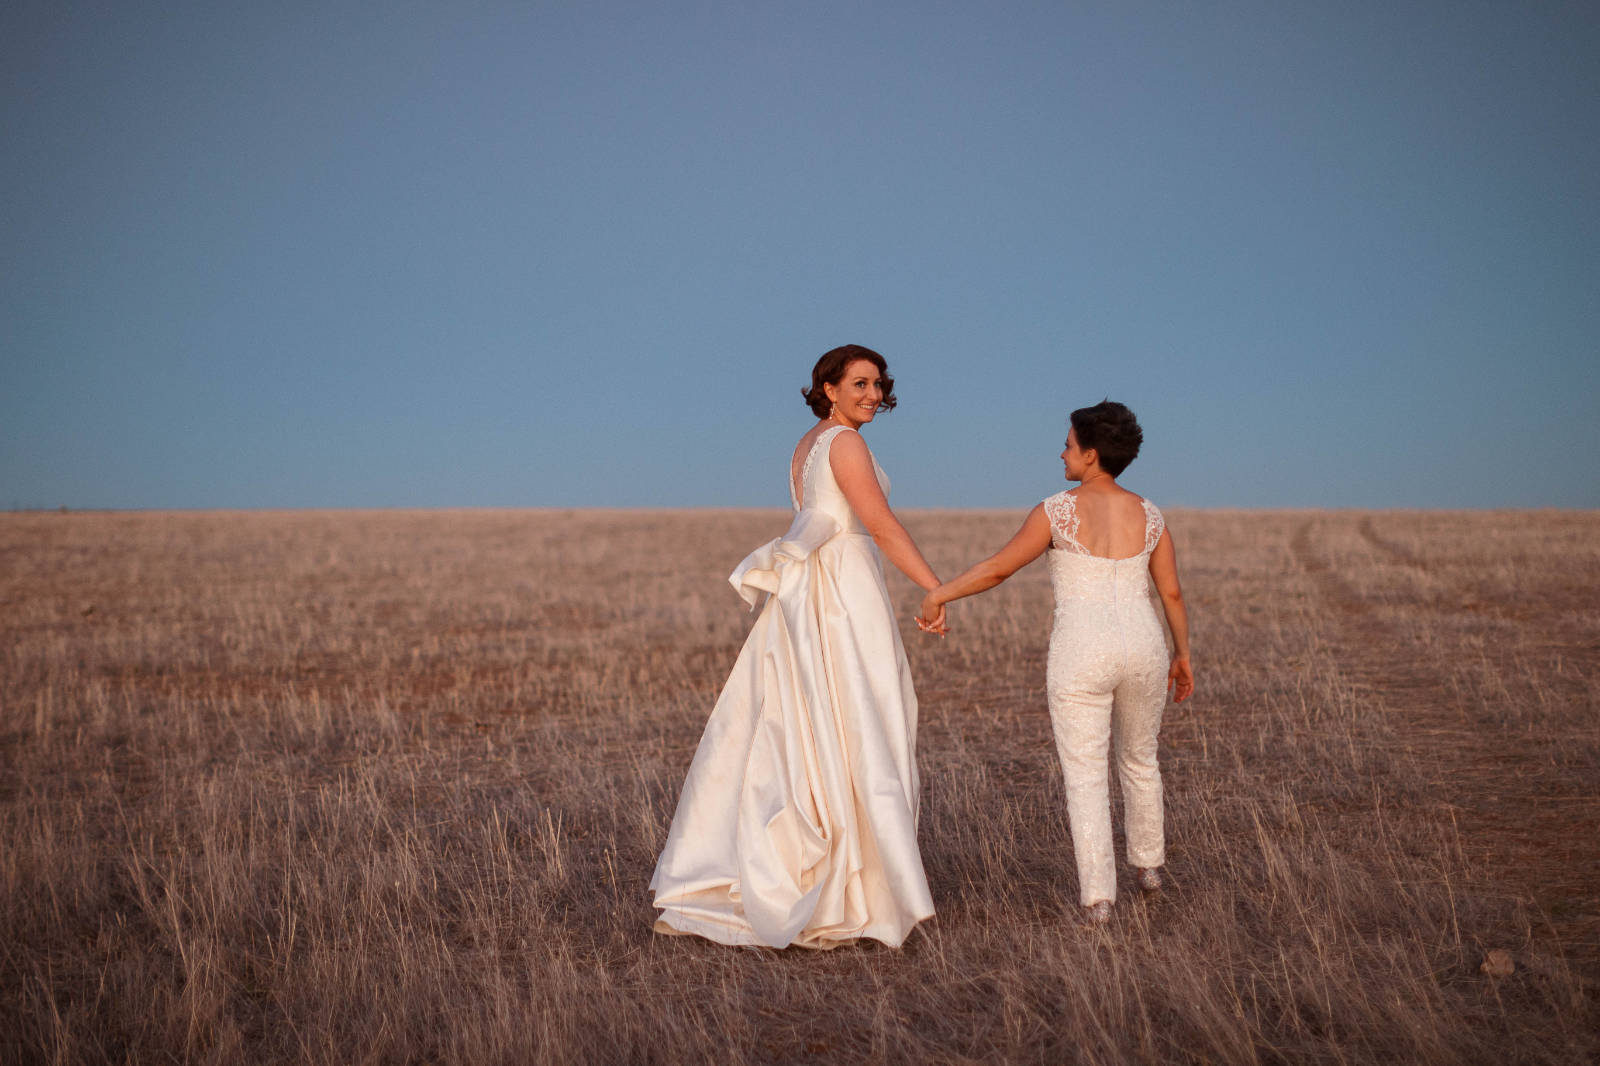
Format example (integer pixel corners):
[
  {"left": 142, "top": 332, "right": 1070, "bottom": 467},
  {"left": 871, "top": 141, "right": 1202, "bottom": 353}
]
[{"left": 649, "top": 510, "right": 934, "bottom": 948}]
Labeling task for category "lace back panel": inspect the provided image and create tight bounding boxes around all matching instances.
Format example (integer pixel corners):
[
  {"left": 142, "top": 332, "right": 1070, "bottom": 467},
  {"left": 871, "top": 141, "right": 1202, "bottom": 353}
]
[
  {"left": 1043, "top": 491, "right": 1085, "bottom": 554},
  {"left": 1141, "top": 498, "right": 1165, "bottom": 554},
  {"left": 1044, "top": 491, "right": 1164, "bottom": 558}
]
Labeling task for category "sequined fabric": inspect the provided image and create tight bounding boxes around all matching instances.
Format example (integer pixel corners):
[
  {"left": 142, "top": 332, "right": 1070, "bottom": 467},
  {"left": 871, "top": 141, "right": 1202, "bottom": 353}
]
[{"left": 1042, "top": 490, "right": 1169, "bottom": 905}]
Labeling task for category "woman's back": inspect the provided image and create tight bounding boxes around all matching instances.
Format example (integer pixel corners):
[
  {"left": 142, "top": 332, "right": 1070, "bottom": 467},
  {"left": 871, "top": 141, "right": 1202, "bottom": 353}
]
[
  {"left": 790, "top": 425, "right": 887, "bottom": 534},
  {"left": 1055, "top": 488, "right": 1151, "bottom": 559},
  {"left": 1043, "top": 489, "right": 1165, "bottom": 617}
]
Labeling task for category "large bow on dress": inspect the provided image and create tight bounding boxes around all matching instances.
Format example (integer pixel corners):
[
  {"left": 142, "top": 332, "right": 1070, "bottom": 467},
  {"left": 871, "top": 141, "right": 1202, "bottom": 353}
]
[{"left": 729, "top": 507, "right": 841, "bottom": 609}]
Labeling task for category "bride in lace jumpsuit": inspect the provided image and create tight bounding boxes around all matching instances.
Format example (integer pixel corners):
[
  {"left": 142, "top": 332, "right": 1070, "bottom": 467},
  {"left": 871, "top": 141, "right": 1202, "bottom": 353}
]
[{"left": 918, "top": 401, "right": 1193, "bottom": 922}]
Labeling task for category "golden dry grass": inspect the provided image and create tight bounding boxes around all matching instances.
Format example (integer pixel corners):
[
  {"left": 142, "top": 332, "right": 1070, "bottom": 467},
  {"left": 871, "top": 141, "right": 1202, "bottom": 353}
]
[{"left": 2, "top": 507, "right": 1597, "bottom": 1064}]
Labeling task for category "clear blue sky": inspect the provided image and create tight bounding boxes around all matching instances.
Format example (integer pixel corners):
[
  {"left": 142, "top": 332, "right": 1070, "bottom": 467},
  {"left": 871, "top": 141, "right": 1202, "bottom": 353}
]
[{"left": 3, "top": 1, "right": 1596, "bottom": 510}]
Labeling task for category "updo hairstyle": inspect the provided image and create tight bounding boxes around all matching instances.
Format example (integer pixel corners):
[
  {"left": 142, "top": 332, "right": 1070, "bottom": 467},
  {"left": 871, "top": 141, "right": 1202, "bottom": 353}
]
[
  {"left": 801, "top": 344, "right": 897, "bottom": 419},
  {"left": 1070, "top": 400, "right": 1143, "bottom": 477}
]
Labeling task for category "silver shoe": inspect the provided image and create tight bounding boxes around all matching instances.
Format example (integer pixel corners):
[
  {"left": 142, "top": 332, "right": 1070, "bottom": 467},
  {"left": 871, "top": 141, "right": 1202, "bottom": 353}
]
[
  {"left": 1083, "top": 900, "right": 1113, "bottom": 925},
  {"left": 1136, "top": 866, "right": 1163, "bottom": 893}
]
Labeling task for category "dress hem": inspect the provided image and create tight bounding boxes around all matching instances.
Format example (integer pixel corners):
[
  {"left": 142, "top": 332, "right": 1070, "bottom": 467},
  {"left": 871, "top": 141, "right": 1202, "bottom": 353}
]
[{"left": 651, "top": 908, "right": 933, "bottom": 951}]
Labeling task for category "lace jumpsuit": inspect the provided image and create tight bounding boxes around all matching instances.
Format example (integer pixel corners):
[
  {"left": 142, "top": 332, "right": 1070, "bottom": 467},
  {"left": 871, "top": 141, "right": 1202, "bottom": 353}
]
[{"left": 1042, "top": 490, "right": 1169, "bottom": 906}]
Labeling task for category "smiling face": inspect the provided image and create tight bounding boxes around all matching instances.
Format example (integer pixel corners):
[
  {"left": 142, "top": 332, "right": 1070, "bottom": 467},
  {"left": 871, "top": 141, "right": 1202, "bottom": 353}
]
[
  {"left": 1061, "top": 427, "right": 1095, "bottom": 482},
  {"left": 823, "top": 358, "right": 886, "bottom": 428}
]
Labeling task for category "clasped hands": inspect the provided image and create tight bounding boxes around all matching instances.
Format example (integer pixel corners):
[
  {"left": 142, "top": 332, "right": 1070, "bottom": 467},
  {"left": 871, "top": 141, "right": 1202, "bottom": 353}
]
[{"left": 915, "top": 590, "right": 948, "bottom": 637}]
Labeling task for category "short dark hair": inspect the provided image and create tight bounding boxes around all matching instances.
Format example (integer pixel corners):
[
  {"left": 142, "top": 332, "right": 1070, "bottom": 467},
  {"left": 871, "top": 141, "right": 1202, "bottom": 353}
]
[
  {"left": 1070, "top": 400, "right": 1142, "bottom": 477},
  {"left": 801, "top": 345, "right": 898, "bottom": 418}
]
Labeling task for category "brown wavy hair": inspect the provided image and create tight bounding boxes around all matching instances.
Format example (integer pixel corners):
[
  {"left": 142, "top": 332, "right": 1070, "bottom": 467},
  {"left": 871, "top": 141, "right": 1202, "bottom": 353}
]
[{"left": 801, "top": 344, "right": 898, "bottom": 418}]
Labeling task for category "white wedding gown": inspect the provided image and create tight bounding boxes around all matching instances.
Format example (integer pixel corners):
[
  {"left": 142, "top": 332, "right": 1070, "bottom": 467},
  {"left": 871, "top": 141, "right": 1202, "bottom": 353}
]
[{"left": 649, "top": 425, "right": 935, "bottom": 948}]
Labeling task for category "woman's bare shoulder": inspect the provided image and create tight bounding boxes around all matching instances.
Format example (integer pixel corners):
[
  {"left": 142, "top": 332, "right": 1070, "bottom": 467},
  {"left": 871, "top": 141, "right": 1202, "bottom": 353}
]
[{"left": 826, "top": 426, "right": 868, "bottom": 461}]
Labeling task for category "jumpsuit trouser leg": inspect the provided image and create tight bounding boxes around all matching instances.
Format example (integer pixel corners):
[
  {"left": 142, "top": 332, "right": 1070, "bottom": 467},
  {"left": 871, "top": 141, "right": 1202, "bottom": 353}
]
[{"left": 1049, "top": 671, "right": 1167, "bottom": 906}]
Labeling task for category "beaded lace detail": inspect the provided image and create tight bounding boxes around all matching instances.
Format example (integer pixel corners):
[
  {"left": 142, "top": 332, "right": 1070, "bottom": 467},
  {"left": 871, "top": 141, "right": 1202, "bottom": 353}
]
[
  {"left": 1143, "top": 499, "right": 1164, "bottom": 553},
  {"left": 1043, "top": 491, "right": 1164, "bottom": 557},
  {"left": 1042, "top": 492, "right": 1083, "bottom": 554},
  {"left": 791, "top": 426, "right": 853, "bottom": 510}
]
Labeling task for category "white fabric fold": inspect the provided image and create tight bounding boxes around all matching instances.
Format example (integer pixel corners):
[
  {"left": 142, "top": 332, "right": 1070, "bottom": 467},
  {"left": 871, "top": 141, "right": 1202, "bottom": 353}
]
[{"left": 728, "top": 507, "right": 841, "bottom": 609}]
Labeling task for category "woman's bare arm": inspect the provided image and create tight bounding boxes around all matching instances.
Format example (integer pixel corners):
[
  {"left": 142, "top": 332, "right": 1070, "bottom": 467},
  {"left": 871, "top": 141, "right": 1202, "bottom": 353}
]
[
  {"left": 829, "top": 431, "right": 940, "bottom": 591},
  {"left": 1148, "top": 528, "right": 1193, "bottom": 702},
  {"left": 918, "top": 504, "right": 1052, "bottom": 629}
]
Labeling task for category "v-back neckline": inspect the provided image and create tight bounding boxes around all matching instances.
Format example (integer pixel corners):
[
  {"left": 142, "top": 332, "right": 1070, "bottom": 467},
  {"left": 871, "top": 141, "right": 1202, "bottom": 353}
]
[{"left": 790, "top": 425, "right": 850, "bottom": 509}]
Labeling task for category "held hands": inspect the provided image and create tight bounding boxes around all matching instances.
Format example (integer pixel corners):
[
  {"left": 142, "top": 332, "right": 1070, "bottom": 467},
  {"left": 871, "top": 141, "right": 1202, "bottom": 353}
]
[
  {"left": 916, "top": 590, "right": 948, "bottom": 637},
  {"left": 1167, "top": 655, "right": 1194, "bottom": 703}
]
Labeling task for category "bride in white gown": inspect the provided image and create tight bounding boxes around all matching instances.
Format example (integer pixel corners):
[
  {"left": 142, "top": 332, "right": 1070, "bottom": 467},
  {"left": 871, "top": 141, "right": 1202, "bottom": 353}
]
[{"left": 650, "top": 345, "right": 943, "bottom": 948}]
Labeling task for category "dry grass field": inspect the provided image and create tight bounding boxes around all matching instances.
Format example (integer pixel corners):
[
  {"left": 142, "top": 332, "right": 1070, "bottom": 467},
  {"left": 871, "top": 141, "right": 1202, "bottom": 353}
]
[{"left": 2, "top": 507, "right": 1597, "bottom": 1064}]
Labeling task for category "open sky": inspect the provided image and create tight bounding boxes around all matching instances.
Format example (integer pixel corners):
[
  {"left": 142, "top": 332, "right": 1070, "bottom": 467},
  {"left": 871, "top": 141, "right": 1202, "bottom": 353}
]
[{"left": 3, "top": 1, "right": 1596, "bottom": 510}]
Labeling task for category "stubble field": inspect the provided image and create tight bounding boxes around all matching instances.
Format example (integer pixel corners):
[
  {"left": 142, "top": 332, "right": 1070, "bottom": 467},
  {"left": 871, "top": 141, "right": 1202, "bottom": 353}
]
[{"left": 2, "top": 507, "right": 1597, "bottom": 1064}]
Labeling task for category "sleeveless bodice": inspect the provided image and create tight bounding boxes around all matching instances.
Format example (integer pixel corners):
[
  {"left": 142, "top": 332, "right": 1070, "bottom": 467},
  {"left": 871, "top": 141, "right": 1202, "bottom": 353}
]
[
  {"left": 793, "top": 426, "right": 888, "bottom": 535},
  {"left": 1042, "top": 490, "right": 1169, "bottom": 692},
  {"left": 1042, "top": 491, "right": 1165, "bottom": 609}
]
